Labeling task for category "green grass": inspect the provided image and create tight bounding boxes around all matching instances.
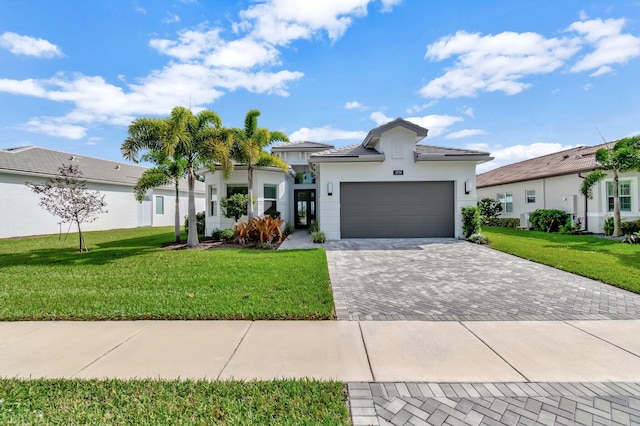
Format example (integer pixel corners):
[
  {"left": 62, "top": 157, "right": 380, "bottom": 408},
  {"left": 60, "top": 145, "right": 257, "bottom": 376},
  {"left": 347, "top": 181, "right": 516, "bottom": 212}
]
[
  {"left": 483, "top": 227, "right": 640, "bottom": 293},
  {"left": 0, "top": 227, "right": 334, "bottom": 320},
  {"left": 0, "top": 378, "right": 350, "bottom": 425}
]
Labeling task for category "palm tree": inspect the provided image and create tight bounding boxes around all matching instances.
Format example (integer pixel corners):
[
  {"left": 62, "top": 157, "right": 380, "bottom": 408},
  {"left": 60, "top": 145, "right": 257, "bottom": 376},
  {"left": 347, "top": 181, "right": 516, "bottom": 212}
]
[
  {"left": 133, "top": 150, "right": 187, "bottom": 243},
  {"left": 231, "top": 110, "right": 289, "bottom": 220},
  {"left": 122, "top": 106, "right": 234, "bottom": 247}
]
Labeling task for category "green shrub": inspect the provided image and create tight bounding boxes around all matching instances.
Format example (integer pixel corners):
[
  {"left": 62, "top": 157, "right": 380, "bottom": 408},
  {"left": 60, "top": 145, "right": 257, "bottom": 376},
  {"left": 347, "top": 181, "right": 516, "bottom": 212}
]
[
  {"left": 255, "top": 242, "right": 274, "bottom": 250},
  {"left": 461, "top": 206, "right": 481, "bottom": 238},
  {"left": 484, "top": 218, "right": 520, "bottom": 228},
  {"left": 559, "top": 217, "right": 582, "bottom": 235},
  {"left": 311, "top": 230, "right": 326, "bottom": 243},
  {"left": 184, "top": 211, "right": 206, "bottom": 236},
  {"left": 529, "top": 209, "right": 568, "bottom": 232},
  {"left": 283, "top": 223, "right": 295, "bottom": 236},
  {"left": 308, "top": 221, "right": 319, "bottom": 234},
  {"left": 221, "top": 228, "right": 235, "bottom": 241},
  {"left": 211, "top": 228, "right": 223, "bottom": 240},
  {"left": 221, "top": 194, "right": 248, "bottom": 222},
  {"left": 478, "top": 198, "right": 502, "bottom": 224},
  {"left": 622, "top": 219, "right": 640, "bottom": 234},
  {"left": 623, "top": 232, "right": 640, "bottom": 244},
  {"left": 604, "top": 216, "right": 614, "bottom": 236},
  {"left": 468, "top": 233, "right": 490, "bottom": 245}
]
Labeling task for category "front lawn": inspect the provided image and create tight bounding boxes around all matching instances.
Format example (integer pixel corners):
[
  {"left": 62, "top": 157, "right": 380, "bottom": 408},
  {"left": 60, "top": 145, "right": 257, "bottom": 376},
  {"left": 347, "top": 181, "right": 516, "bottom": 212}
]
[
  {"left": 0, "top": 227, "right": 334, "bottom": 320},
  {"left": 0, "top": 379, "right": 350, "bottom": 425},
  {"left": 483, "top": 227, "right": 640, "bottom": 293}
]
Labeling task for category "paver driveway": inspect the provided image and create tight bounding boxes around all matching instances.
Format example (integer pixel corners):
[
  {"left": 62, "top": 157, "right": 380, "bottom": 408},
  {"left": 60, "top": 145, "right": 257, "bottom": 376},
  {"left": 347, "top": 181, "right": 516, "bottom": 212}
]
[{"left": 325, "top": 239, "right": 640, "bottom": 321}]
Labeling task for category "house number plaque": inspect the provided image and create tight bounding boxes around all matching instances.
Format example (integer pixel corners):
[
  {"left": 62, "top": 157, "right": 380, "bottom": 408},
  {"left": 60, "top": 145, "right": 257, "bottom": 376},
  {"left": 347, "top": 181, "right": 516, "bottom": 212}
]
[{"left": 393, "top": 170, "right": 404, "bottom": 175}]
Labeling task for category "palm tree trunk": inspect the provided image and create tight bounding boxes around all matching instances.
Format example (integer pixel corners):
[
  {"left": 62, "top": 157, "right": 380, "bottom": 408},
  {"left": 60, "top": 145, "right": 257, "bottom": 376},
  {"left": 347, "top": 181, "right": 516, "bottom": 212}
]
[
  {"left": 613, "top": 169, "right": 622, "bottom": 237},
  {"left": 247, "top": 166, "right": 254, "bottom": 220},
  {"left": 186, "top": 164, "right": 199, "bottom": 247},
  {"left": 174, "top": 180, "right": 181, "bottom": 243}
]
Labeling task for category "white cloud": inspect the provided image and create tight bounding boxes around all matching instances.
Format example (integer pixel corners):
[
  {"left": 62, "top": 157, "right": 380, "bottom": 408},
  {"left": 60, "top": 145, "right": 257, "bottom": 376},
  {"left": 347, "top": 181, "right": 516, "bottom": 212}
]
[
  {"left": 370, "top": 111, "right": 463, "bottom": 137},
  {"left": 22, "top": 118, "right": 87, "bottom": 140},
  {"left": 460, "top": 106, "right": 474, "bottom": 117},
  {"left": 238, "top": 0, "right": 401, "bottom": 46},
  {"left": 0, "top": 0, "right": 396, "bottom": 139},
  {"left": 583, "top": 83, "right": 594, "bottom": 91},
  {"left": 445, "top": 129, "right": 487, "bottom": 139},
  {"left": 0, "top": 32, "right": 63, "bottom": 58},
  {"left": 420, "top": 16, "right": 640, "bottom": 99},
  {"left": 476, "top": 142, "right": 576, "bottom": 173},
  {"left": 345, "top": 100, "right": 366, "bottom": 110},
  {"left": 405, "top": 101, "right": 436, "bottom": 114},
  {"left": 162, "top": 12, "right": 181, "bottom": 24},
  {"left": 420, "top": 30, "right": 580, "bottom": 99},
  {"left": 569, "top": 18, "right": 640, "bottom": 74},
  {"left": 289, "top": 125, "right": 366, "bottom": 142}
]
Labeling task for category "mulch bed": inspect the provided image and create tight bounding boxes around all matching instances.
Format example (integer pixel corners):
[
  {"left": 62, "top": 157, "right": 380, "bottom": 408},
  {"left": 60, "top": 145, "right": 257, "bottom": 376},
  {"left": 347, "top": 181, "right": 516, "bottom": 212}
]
[{"left": 161, "top": 237, "right": 282, "bottom": 250}]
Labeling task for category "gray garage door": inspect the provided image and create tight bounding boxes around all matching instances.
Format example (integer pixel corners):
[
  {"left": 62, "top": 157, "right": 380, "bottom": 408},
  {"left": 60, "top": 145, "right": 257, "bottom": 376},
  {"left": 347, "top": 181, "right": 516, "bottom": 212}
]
[{"left": 340, "top": 181, "right": 454, "bottom": 238}]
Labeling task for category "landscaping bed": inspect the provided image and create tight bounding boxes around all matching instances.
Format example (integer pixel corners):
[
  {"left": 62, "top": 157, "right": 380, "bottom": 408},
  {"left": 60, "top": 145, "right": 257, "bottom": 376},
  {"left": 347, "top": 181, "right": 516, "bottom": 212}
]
[
  {"left": 0, "top": 378, "right": 350, "bottom": 425},
  {"left": 483, "top": 227, "right": 640, "bottom": 293},
  {"left": 0, "top": 227, "right": 334, "bottom": 320}
]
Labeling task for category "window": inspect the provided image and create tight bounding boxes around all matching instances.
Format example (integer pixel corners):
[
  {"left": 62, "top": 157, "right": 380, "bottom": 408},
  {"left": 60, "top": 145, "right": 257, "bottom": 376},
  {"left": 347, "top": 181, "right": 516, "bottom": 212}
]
[
  {"left": 264, "top": 184, "right": 278, "bottom": 216},
  {"left": 526, "top": 190, "right": 536, "bottom": 204},
  {"left": 226, "top": 184, "right": 248, "bottom": 198},
  {"left": 497, "top": 192, "right": 513, "bottom": 213},
  {"left": 607, "top": 181, "right": 632, "bottom": 212},
  {"left": 155, "top": 196, "right": 164, "bottom": 214},
  {"left": 209, "top": 185, "right": 217, "bottom": 216}
]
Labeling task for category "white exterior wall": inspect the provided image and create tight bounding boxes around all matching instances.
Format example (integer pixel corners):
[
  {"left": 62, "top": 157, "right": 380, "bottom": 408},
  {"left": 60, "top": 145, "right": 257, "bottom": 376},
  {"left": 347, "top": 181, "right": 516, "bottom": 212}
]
[
  {"left": 0, "top": 172, "right": 204, "bottom": 239},
  {"left": 477, "top": 171, "right": 640, "bottom": 233},
  {"left": 204, "top": 168, "right": 289, "bottom": 235},
  {"left": 315, "top": 127, "right": 480, "bottom": 240}
]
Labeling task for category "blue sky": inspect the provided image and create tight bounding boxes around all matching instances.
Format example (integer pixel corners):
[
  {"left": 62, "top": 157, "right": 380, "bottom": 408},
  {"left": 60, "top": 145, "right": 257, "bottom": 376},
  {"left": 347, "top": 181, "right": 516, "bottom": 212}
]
[{"left": 1, "top": 0, "right": 639, "bottom": 172}]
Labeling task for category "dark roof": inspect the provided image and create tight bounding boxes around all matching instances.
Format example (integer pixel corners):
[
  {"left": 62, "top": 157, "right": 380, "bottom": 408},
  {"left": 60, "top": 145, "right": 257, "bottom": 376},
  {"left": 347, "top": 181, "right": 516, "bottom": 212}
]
[
  {"left": 415, "top": 145, "right": 492, "bottom": 161},
  {"left": 362, "top": 118, "right": 428, "bottom": 148},
  {"left": 0, "top": 146, "right": 200, "bottom": 192},
  {"left": 476, "top": 143, "right": 605, "bottom": 188},
  {"left": 308, "top": 144, "right": 384, "bottom": 162},
  {"left": 271, "top": 141, "right": 335, "bottom": 152}
]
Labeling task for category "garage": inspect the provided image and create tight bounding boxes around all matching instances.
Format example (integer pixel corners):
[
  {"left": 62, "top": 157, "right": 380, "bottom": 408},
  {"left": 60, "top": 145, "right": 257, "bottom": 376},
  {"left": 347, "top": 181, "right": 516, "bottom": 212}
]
[{"left": 340, "top": 181, "right": 454, "bottom": 238}]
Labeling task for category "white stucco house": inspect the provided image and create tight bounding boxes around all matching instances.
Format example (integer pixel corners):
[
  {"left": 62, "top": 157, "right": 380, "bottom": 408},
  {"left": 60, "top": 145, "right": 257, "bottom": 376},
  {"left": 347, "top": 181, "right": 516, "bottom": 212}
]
[
  {"left": 0, "top": 146, "right": 205, "bottom": 239},
  {"left": 203, "top": 118, "right": 493, "bottom": 239},
  {"left": 476, "top": 143, "right": 640, "bottom": 233}
]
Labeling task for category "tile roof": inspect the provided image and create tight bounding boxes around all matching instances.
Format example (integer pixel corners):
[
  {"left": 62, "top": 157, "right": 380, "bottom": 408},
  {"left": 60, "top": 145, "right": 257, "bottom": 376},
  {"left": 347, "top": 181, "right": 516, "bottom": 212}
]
[
  {"left": 308, "top": 144, "right": 384, "bottom": 160},
  {"left": 415, "top": 145, "right": 491, "bottom": 158},
  {"left": 271, "top": 141, "right": 335, "bottom": 151},
  {"left": 0, "top": 146, "right": 201, "bottom": 192},
  {"left": 476, "top": 143, "right": 606, "bottom": 188},
  {"left": 363, "top": 118, "right": 428, "bottom": 147}
]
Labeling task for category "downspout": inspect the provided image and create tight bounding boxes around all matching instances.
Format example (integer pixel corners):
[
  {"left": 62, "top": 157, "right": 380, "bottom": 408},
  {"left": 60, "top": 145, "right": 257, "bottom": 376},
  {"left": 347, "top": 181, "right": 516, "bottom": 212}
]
[{"left": 578, "top": 173, "right": 588, "bottom": 231}]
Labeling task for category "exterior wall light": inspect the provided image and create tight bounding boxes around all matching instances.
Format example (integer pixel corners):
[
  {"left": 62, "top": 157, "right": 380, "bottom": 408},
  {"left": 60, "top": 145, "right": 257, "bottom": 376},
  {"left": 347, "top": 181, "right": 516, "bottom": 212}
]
[
  {"left": 327, "top": 182, "right": 333, "bottom": 196},
  {"left": 464, "top": 180, "right": 473, "bottom": 195}
]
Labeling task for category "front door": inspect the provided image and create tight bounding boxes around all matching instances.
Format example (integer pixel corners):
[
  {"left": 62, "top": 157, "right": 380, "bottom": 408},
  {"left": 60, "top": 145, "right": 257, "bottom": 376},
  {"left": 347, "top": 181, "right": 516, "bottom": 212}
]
[{"left": 294, "top": 189, "right": 316, "bottom": 229}]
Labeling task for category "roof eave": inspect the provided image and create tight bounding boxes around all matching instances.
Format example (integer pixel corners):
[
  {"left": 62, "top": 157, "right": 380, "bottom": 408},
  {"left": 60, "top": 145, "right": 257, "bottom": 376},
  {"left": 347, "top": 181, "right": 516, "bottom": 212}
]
[
  {"left": 415, "top": 154, "right": 494, "bottom": 163},
  {"left": 309, "top": 154, "right": 386, "bottom": 163},
  {"left": 476, "top": 167, "right": 599, "bottom": 188}
]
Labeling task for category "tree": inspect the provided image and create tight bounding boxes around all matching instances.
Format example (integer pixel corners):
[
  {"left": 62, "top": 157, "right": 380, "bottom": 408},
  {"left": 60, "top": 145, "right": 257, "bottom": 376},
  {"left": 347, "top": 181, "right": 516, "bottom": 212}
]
[
  {"left": 580, "top": 136, "right": 640, "bottom": 237},
  {"left": 477, "top": 197, "right": 502, "bottom": 225},
  {"left": 26, "top": 164, "right": 107, "bottom": 252},
  {"left": 134, "top": 150, "right": 187, "bottom": 243},
  {"left": 231, "top": 110, "right": 289, "bottom": 220},
  {"left": 220, "top": 193, "right": 249, "bottom": 222},
  {"left": 122, "top": 106, "right": 234, "bottom": 248}
]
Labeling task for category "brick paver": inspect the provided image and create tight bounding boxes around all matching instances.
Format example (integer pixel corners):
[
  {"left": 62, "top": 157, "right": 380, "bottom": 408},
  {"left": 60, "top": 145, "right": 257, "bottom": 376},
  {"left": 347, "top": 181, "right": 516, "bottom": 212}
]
[
  {"left": 348, "top": 382, "right": 640, "bottom": 425},
  {"left": 325, "top": 239, "right": 640, "bottom": 321}
]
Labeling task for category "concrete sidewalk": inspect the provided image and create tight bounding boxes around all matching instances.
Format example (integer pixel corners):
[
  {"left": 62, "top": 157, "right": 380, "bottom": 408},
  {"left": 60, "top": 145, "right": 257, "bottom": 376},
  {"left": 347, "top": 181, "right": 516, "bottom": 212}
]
[{"left": 2, "top": 320, "right": 640, "bottom": 382}]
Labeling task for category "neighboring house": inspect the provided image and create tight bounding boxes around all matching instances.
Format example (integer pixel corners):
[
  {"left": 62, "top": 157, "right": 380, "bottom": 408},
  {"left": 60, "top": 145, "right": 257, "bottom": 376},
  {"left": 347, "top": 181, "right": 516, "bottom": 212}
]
[
  {"left": 476, "top": 143, "right": 640, "bottom": 233},
  {"left": 0, "top": 146, "right": 205, "bottom": 239},
  {"left": 203, "top": 118, "right": 492, "bottom": 239}
]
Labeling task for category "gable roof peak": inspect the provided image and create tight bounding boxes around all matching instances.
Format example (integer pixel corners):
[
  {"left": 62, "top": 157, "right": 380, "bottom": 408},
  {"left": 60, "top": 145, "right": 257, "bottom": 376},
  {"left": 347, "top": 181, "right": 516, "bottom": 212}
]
[{"left": 362, "top": 117, "right": 429, "bottom": 148}]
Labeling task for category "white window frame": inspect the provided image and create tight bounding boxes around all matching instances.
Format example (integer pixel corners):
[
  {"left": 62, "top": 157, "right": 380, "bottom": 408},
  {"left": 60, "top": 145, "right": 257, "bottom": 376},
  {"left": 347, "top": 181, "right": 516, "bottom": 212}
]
[
  {"left": 155, "top": 196, "right": 164, "bottom": 215},
  {"left": 497, "top": 192, "right": 513, "bottom": 213},
  {"left": 605, "top": 179, "right": 634, "bottom": 213},
  {"left": 208, "top": 185, "right": 217, "bottom": 216},
  {"left": 264, "top": 184, "right": 278, "bottom": 216},
  {"left": 525, "top": 189, "right": 536, "bottom": 204}
]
